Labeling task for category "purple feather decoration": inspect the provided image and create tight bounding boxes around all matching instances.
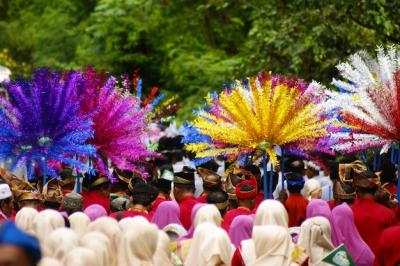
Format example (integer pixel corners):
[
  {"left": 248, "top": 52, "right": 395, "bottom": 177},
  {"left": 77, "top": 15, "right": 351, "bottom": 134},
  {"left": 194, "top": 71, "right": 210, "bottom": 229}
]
[{"left": 0, "top": 69, "right": 95, "bottom": 179}]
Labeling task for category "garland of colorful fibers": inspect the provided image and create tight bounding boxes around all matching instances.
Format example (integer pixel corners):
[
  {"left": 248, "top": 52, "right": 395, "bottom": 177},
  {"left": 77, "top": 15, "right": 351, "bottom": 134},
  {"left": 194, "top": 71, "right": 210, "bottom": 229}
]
[
  {"left": 185, "top": 73, "right": 330, "bottom": 198},
  {"left": 326, "top": 46, "right": 400, "bottom": 203}
]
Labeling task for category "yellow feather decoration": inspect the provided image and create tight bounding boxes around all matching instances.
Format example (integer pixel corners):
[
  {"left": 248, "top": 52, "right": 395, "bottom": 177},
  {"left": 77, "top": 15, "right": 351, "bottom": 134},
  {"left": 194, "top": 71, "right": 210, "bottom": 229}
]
[{"left": 186, "top": 77, "right": 328, "bottom": 166}]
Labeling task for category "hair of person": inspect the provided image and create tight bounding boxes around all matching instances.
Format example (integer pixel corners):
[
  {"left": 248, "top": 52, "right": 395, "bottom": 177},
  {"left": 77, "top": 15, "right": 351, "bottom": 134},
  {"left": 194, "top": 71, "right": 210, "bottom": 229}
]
[
  {"left": 285, "top": 157, "right": 305, "bottom": 174},
  {"left": 243, "top": 165, "right": 261, "bottom": 178},
  {"left": 197, "top": 160, "right": 219, "bottom": 172}
]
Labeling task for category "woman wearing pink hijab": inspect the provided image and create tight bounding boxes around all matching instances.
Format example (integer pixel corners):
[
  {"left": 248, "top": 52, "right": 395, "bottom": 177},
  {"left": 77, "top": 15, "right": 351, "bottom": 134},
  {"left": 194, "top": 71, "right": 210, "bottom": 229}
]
[
  {"left": 332, "top": 203, "right": 375, "bottom": 266},
  {"left": 229, "top": 215, "right": 253, "bottom": 247},
  {"left": 84, "top": 204, "right": 107, "bottom": 222},
  {"left": 151, "top": 201, "right": 182, "bottom": 229},
  {"left": 306, "top": 199, "right": 343, "bottom": 246}
]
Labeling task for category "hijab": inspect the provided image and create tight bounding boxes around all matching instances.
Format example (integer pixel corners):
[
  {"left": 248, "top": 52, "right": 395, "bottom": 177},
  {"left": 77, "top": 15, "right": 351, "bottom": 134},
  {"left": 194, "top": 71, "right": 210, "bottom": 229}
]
[
  {"left": 38, "top": 257, "right": 63, "bottom": 266},
  {"left": 306, "top": 199, "right": 343, "bottom": 246},
  {"left": 42, "top": 228, "right": 79, "bottom": 261},
  {"left": 250, "top": 225, "right": 293, "bottom": 266},
  {"left": 151, "top": 201, "right": 182, "bottom": 229},
  {"left": 180, "top": 204, "right": 221, "bottom": 240},
  {"left": 32, "top": 209, "right": 65, "bottom": 242},
  {"left": 63, "top": 247, "right": 97, "bottom": 266},
  {"left": 80, "top": 232, "right": 114, "bottom": 266},
  {"left": 332, "top": 203, "right": 375, "bottom": 265},
  {"left": 117, "top": 221, "right": 159, "bottom": 266},
  {"left": 87, "top": 217, "right": 121, "bottom": 257},
  {"left": 304, "top": 179, "right": 321, "bottom": 199},
  {"left": 185, "top": 222, "right": 233, "bottom": 266},
  {"left": 84, "top": 204, "right": 107, "bottom": 221},
  {"left": 153, "top": 231, "right": 173, "bottom": 266},
  {"left": 68, "top": 212, "right": 90, "bottom": 236},
  {"left": 254, "top": 200, "right": 288, "bottom": 228},
  {"left": 119, "top": 216, "right": 149, "bottom": 232},
  {"left": 298, "top": 217, "right": 334, "bottom": 266},
  {"left": 229, "top": 215, "right": 253, "bottom": 247},
  {"left": 15, "top": 207, "right": 38, "bottom": 234}
]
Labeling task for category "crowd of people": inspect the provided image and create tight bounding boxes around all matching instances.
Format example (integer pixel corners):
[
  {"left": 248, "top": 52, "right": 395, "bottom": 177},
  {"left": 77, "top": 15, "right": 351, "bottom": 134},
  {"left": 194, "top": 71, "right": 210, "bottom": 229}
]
[{"left": 0, "top": 136, "right": 399, "bottom": 266}]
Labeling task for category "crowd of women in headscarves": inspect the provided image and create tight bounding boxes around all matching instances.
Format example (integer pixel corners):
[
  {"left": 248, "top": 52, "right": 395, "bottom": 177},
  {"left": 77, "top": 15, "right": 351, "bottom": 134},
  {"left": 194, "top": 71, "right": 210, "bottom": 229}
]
[{"left": 0, "top": 136, "right": 400, "bottom": 265}]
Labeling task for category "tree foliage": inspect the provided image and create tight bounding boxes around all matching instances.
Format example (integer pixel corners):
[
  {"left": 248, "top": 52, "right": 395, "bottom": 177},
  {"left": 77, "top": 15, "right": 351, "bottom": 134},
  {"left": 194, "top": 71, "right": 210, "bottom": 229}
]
[{"left": 0, "top": 0, "right": 399, "bottom": 120}]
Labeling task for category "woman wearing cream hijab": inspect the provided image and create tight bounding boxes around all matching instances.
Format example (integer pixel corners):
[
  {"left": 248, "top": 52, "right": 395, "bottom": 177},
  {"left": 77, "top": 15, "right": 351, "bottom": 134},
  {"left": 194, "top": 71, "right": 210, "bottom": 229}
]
[
  {"left": 15, "top": 207, "right": 38, "bottom": 234},
  {"left": 38, "top": 257, "right": 63, "bottom": 266},
  {"left": 87, "top": 216, "right": 121, "bottom": 257},
  {"left": 119, "top": 216, "right": 148, "bottom": 232},
  {"left": 240, "top": 200, "right": 289, "bottom": 265},
  {"left": 250, "top": 225, "right": 293, "bottom": 266},
  {"left": 185, "top": 222, "right": 233, "bottom": 266},
  {"left": 42, "top": 228, "right": 79, "bottom": 261},
  {"left": 80, "top": 231, "right": 114, "bottom": 266},
  {"left": 153, "top": 231, "right": 174, "bottom": 266},
  {"left": 303, "top": 179, "right": 322, "bottom": 200},
  {"left": 254, "top": 199, "right": 288, "bottom": 227},
  {"left": 32, "top": 209, "right": 65, "bottom": 242},
  {"left": 63, "top": 247, "right": 98, "bottom": 266},
  {"left": 68, "top": 212, "right": 90, "bottom": 236},
  {"left": 298, "top": 217, "right": 334, "bottom": 266},
  {"left": 117, "top": 221, "right": 159, "bottom": 266}
]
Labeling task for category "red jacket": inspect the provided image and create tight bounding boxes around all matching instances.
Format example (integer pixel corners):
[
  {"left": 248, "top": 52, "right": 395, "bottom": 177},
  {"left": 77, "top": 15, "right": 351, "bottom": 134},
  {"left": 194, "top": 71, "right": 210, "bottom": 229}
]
[
  {"left": 82, "top": 191, "right": 110, "bottom": 214},
  {"left": 284, "top": 193, "right": 308, "bottom": 227},
  {"left": 222, "top": 207, "right": 252, "bottom": 232},
  {"left": 376, "top": 225, "right": 400, "bottom": 266},
  {"left": 352, "top": 198, "right": 396, "bottom": 256},
  {"left": 178, "top": 195, "right": 198, "bottom": 230}
]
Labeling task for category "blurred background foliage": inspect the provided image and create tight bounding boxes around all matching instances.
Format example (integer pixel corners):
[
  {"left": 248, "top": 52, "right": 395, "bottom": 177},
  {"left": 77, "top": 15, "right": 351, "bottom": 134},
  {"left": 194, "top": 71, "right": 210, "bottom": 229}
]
[{"left": 0, "top": 0, "right": 399, "bottom": 121}]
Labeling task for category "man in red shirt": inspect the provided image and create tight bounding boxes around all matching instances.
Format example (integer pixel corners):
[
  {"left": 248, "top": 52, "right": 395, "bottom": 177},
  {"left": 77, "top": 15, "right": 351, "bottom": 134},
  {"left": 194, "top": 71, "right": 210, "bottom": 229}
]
[
  {"left": 222, "top": 177, "right": 257, "bottom": 232},
  {"left": 82, "top": 174, "right": 111, "bottom": 213},
  {"left": 376, "top": 225, "right": 400, "bottom": 266},
  {"left": 110, "top": 182, "right": 158, "bottom": 221},
  {"left": 150, "top": 166, "right": 173, "bottom": 216},
  {"left": 196, "top": 167, "right": 222, "bottom": 203},
  {"left": 173, "top": 167, "right": 198, "bottom": 230},
  {"left": 352, "top": 170, "right": 396, "bottom": 256},
  {"left": 284, "top": 172, "right": 308, "bottom": 227}
]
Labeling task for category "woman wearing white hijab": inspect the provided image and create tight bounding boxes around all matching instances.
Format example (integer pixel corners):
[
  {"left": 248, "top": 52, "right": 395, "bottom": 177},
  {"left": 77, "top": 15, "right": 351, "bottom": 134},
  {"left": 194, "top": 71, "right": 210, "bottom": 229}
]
[
  {"left": 298, "top": 217, "right": 334, "bottom": 266},
  {"left": 117, "top": 221, "right": 159, "bottom": 266},
  {"left": 250, "top": 225, "right": 293, "bottom": 266},
  {"left": 303, "top": 179, "right": 322, "bottom": 200},
  {"left": 15, "top": 207, "right": 38, "bottom": 234},
  {"left": 42, "top": 228, "right": 79, "bottom": 261},
  {"left": 238, "top": 200, "right": 289, "bottom": 265},
  {"left": 63, "top": 247, "right": 97, "bottom": 266},
  {"left": 87, "top": 216, "right": 121, "bottom": 257},
  {"left": 32, "top": 209, "right": 65, "bottom": 242},
  {"left": 68, "top": 212, "right": 90, "bottom": 236},
  {"left": 254, "top": 199, "right": 288, "bottom": 227},
  {"left": 80, "top": 231, "right": 114, "bottom": 266},
  {"left": 38, "top": 257, "right": 63, "bottom": 266},
  {"left": 119, "top": 216, "right": 148, "bottom": 232},
  {"left": 185, "top": 222, "right": 233, "bottom": 266},
  {"left": 153, "top": 231, "right": 174, "bottom": 266}
]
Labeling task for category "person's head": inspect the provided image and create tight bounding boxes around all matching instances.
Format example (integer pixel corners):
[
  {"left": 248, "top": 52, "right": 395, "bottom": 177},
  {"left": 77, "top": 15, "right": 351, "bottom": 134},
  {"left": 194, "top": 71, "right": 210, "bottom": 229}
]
[
  {"left": 15, "top": 207, "right": 38, "bottom": 235},
  {"left": 155, "top": 178, "right": 172, "bottom": 197},
  {"left": 151, "top": 201, "right": 181, "bottom": 230},
  {"left": 42, "top": 179, "right": 63, "bottom": 210},
  {"left": 84, "top": 204, "right": 107, "bottom": 222},
  {"left": 254, "top": 199, "right": 288, "bottom": 227},
  {"left": 32, "top": 210, "right": 65, "bottom": 243},
  {"left": 80, "top": 232, "right": 113, "bottom": 266},
  {"left": 0, "top": 183, "right": 13, "bottom": 217},
  {"left": 61, "top": 192, "right": 83, "bottom": 215},
  {"left": 87, "top": 217, "right": 120, "bottom": 256},
  {"left": 42, "top": 228, "right": 78, "bottom": 261},
  {"left": 110, "top": 197, "right": 131, "bottom": 212},
  {"left": 197, "top": 168, "right": 222, "bottom": 193},
  {"left": 0, "top": 222, "right": 41, "bottom": 266},
  {"left": 379, "top": 161, "right": 397, "bottom": 185},
  {"left": 286, "top": 172, "right": 305, "bottom": 194},
  {"left": 333, "top": 180, "right": 355, "bottom": 205},
  {"left": 68, "top": 212, "right": 90, "bottom": 237},
  {"left": 83, "top": 174, "right": 110, "bottom": 197},
  {"left": 197, "top": 159, "right": 219, "bottom": 172},
  {"left": 235, "top": 177, "right": 257, "bottom": 210},
  {"left": 286, "top": 158, "right": 305, "bottom": 175},
  {"left": 59, "top": 168, "right": 76, "bottom": 193},
  {"left": 229, "top": 215, "right": 253, "bottom": 247},
  {"left": 16, "top": 191, "right": 41, "bottom": 211},
  {"left": 353, "top": 171, "right": 380, "bottom": 199},
  {"left": 207, "top": 190, "right": 229, "bottom": 216},
  {"left": 131, "top": 183, "right": 158, "bottom": 211},
  {"left": 173, "top": 168, "right": 195, "bottom": 202},
  {"left": 305, "top": 161, "right": 320, "bottom": 179},
  {"left": 303, "top": 179, "right": 322, "bottom": 200}
]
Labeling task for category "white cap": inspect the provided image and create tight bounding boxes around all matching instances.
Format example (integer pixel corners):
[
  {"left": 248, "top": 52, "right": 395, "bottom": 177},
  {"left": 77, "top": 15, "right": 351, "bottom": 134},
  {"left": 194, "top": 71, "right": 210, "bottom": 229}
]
[{"left": 0, "top": 184, "right": 12, "bottom": 200}]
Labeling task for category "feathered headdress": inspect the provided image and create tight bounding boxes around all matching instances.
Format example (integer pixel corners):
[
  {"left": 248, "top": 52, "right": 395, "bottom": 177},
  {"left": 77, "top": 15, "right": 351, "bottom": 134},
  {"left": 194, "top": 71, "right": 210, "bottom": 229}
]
[
  {"left": 326, "top": 46, "right": 400, "bottom": 153},
  {"left": 0, "top": 69, "right": 95, "bottom": 179},
  {"left": 184, "top": 73, "right": 329, "bottom": 166}
]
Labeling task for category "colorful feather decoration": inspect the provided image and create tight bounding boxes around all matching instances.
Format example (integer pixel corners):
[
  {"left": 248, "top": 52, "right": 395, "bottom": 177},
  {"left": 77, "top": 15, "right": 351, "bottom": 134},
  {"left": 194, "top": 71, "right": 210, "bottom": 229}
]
[
  {"left": 184, "top": 74, "right": 329, "bottom": 166},
  {"left": 79, "top": 74, "right": 157, "bottom": 176},
  {"left": 0, "top": 69, "right": 95, "bottom": 179},
  {"left": 326, "top": 46, "right": 400, "bottom": 153}
]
